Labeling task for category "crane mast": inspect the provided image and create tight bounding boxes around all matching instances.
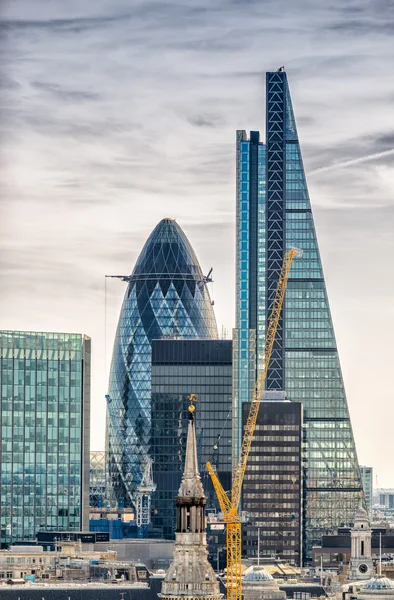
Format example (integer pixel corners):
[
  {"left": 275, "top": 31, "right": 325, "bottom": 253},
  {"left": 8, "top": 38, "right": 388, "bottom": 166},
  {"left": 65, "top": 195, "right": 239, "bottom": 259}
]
[{"left": 207, "top": 247, "right": 301, "bottom": 600}]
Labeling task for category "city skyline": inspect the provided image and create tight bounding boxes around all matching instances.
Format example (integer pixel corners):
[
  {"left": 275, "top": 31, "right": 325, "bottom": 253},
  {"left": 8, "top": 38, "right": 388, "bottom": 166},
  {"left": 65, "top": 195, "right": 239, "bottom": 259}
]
[{"left": 1, "top": 0, "right": 394, "bottom": 486}]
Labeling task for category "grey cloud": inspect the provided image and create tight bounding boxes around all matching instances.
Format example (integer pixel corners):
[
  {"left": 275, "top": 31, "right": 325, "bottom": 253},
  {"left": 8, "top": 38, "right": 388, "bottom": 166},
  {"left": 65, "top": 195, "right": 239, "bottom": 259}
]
[
  {"left": 188, "top": 114, "right": 224, "bottom": 128},
  {"left": 31, "top": 81, "right": 100, "bottom": 102}
]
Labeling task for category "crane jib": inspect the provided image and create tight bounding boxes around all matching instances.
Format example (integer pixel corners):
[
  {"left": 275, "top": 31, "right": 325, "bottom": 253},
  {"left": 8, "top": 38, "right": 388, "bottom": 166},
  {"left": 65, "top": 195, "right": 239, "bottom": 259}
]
[{"left": 206, "top": 248, "right": 301, "bottom": 600}]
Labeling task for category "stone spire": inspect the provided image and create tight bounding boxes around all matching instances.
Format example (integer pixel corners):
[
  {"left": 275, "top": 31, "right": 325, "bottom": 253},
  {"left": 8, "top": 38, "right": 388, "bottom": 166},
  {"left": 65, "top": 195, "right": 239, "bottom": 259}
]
[{"left": 158, "top": 399, "right": 223, "bottom": 600}]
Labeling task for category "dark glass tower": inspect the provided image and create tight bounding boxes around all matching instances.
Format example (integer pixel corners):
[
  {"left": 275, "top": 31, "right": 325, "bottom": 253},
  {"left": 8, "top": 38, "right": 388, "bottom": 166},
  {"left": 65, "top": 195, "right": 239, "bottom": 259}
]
[
  {"left": 150, "top": 338, "right": 232, "bottom": 552},
  {"left": 234, "top": 70, "right": 362, "bottom": 561},
  {"left": 107, "top": 219, "right": 218, "bottom": 509}
]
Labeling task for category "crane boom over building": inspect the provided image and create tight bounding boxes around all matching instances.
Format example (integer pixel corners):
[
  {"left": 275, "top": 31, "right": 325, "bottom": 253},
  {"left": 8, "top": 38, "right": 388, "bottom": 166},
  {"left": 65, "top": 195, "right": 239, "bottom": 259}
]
[{"left": 206, "top": 247, "right": 301, "bottom": 600}]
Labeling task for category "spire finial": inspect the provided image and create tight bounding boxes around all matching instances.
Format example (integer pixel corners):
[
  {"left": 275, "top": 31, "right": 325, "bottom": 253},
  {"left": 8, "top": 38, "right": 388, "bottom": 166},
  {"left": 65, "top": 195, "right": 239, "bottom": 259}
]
[{"left": 188, "top": 393, "right": 197, "bottom": 417}]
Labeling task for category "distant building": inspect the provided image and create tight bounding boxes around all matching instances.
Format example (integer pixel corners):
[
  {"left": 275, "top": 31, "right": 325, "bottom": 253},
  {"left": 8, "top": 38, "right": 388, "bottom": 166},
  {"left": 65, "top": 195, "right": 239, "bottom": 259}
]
[
  {"left": 361, "top": 467, "right": 374, "bottom": 517},
  {"left": 312, "top": 524, "right": 394, "bottom": 568},
  {"left": 242, "top": 395, "right": 303, "bottom": 566},
  {"left": 242, "top": 565, "right": 286, "bottom": 600},
  {"left": 89, "top": 451, "right": 106, "bottom": 508},
  {"left": 151, "top": 338, "right": 232, "bottom": 557},
  {"left": 106, "top": 218, "right": 218, "bottom": 510},
  {"left": 0, "top": 330, "right": 91, "bottom": 547},
  {"left": 375, "top": 490, "right": 394, "bottom": 510},
  {"left": 233, "top": 69, "right": 362, "bottom": 561}
]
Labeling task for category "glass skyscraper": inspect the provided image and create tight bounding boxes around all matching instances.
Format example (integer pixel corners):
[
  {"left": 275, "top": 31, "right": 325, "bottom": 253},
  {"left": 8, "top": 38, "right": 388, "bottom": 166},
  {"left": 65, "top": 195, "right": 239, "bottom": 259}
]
[
  {"left": 0, "top": 330, "right": 91, "bottom": 547},
  {"left": 107, "top": 218, "right": 218, "bottom": 509},
  {"left": 150, "top": 338, "right": 232, "bottom": 542},
  {"left": 234, "top": 70, "right": 362, "bottom": 561}
]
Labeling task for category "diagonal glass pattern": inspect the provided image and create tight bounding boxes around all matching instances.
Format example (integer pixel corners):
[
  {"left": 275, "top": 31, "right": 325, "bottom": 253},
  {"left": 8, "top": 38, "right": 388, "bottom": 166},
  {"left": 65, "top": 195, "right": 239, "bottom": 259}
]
[
  {"left": 107, "top": 219, "right": 218, "bottom": 508},
  {"left": 281, "top": 73, "right": 362, "bottom": 558},
  {"left": 235, "top": 71, "right": 362, "bottom": 563}
]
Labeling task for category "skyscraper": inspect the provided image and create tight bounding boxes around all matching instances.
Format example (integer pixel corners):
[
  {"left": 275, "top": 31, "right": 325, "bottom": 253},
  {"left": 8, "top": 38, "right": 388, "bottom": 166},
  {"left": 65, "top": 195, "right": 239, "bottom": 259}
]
[
  {"left": 0, "top": 330, "right": 91, "bottom": 546},
  {"left": 234, "top": 70, "right": 362, "bottom": 561},
  {"left": 107, "top": 218, "right": 218, "bottom": 509},
  {"left": 151, "top": 338, "right": 232, "bottom": 548},
  {"left": 242, "top": 394, "right": 303, "bottom": 565}
]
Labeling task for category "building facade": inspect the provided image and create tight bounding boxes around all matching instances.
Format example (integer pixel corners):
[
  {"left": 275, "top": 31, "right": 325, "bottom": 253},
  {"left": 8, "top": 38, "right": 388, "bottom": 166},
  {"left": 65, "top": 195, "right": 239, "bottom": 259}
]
[
  {"left": 0, "top": 330, "right": 91, "bottom": 546},
  {"left": 89, "top": 451, "right": 106, "bottom": 508},
  {"left": 360, "top": 467, "right": 373, "bottom": 518},
  {"left": 151, "top": 338, "right": 232, "bottom": 542},
  {"left": 374, "top": 489, "right": 394, "bottom": 509},
  {"left": 107, "top": 219, "right": 218, "bottom": 509},
  {"left": 242, "top": 395, "right": 303, "bottom": 565},
  {"left": 234, "top": 69, "right": 362, "bottom": 561}
]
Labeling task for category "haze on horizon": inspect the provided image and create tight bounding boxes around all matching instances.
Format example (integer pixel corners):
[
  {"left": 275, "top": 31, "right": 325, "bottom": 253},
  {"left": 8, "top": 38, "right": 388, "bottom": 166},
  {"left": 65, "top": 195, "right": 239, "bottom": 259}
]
[{"left": 0, "top": 0, "right": 393, "bottom": 486}]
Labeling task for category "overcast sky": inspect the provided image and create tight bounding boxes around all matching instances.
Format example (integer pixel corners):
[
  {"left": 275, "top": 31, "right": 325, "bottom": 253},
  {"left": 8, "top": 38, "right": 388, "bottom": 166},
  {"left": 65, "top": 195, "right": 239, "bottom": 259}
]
[{"left": 1, "top": 0, "right": 393, "bottom": 487}]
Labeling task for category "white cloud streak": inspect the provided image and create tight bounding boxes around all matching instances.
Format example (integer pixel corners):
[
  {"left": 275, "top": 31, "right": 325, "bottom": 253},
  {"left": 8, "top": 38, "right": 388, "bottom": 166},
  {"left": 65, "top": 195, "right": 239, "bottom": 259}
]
[{"left": 310, "top": 148, "right": 394, "bottom": 175}]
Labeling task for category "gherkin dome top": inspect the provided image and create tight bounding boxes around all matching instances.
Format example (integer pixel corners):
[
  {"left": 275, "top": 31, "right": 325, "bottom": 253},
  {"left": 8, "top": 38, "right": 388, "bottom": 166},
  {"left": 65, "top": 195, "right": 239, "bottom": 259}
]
[{"left": 132, "top": 218, "right": 202, "bottom": 283}]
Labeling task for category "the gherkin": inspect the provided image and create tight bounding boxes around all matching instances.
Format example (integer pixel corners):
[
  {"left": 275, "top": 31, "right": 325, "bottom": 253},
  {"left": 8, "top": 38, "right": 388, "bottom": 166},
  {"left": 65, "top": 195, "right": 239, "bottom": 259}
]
[{"left": 106, "top": 218, "right": 218, "bottom": 507}]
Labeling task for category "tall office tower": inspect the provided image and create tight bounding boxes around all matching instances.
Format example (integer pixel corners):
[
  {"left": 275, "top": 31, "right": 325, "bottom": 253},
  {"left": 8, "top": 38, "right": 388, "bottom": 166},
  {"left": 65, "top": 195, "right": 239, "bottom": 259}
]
[
  {"left": 0, "top": 330, "right": 91, "bottom": 547},
  {"left": 360, "top": 466, "right": 373, "bottom": 517},
  {"left": 242, "top": 394, "right": 303, "bottom": 566},
  {"left": 151, "top": 338, "right": 232, "bottom": 548},
  {"left": 234, "top": 70, "right": 362, "bottom": 561},
  {"left": 107, "top": 219, "right": 218, "bottom": 509}
]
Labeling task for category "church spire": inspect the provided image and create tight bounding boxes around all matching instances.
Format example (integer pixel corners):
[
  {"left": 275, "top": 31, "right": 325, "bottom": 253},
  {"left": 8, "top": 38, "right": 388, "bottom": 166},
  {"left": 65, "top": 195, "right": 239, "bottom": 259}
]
[
  {"left": 158, "top": 396, "right": 223, "bottom": 599},
  {"left": 177, "top": 395, "right": 204, "bottom": 500}
]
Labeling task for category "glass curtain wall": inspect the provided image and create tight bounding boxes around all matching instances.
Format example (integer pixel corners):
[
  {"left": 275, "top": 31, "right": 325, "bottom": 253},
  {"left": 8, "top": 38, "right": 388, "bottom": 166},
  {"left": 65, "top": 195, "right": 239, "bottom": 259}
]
[
  {"left": 0, "top": 331, "right": 90, "bottom": 546},
  {"left": 107, "top": 219, "right": 218, "bottom": 509}
]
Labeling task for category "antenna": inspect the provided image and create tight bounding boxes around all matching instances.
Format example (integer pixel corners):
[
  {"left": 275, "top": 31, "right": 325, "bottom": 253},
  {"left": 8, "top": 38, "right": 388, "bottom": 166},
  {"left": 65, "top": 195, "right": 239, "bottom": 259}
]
[{"left": 379, "top": 532, "right": 382, "bottom": 576}]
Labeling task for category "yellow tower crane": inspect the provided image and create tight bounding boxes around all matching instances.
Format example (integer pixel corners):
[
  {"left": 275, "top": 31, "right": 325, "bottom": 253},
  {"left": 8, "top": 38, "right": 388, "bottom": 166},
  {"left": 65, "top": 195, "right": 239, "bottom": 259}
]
[{"left": 206, "top": 248, "right": 301, "bottom": 600}]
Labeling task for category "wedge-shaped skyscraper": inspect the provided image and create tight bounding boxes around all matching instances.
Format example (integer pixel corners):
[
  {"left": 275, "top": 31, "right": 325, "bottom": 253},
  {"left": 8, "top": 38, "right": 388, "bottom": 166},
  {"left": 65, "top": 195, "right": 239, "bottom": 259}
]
[
  {"left": 234, "top": 70, "right": 362, "bottom": 561},
  {"left": 107, "top": 218, "right": 218, "bottom": 508}
]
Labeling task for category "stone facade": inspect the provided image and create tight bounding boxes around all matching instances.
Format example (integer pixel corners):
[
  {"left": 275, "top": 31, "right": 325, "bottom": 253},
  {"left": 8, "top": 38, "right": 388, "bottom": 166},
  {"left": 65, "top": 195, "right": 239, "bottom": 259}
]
[{"left": 348, "top": 506, "right": 374, "bottom": 581}]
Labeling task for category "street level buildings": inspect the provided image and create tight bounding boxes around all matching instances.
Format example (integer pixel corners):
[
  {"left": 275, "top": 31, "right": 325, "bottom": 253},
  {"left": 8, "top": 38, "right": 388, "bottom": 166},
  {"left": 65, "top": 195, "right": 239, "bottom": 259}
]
[
  {"left": 106, "top": 218, "right": 218, "bottom": 509},
  {"left": 0, "top": 330, "right": 91, "bottom": 546},
  {"left": 234, "top": 69, "right": 362, "bottom": 561}
]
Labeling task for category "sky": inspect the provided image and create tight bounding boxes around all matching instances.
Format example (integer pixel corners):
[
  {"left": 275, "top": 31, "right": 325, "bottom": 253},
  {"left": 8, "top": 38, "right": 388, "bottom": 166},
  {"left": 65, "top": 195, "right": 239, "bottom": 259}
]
[{"left": 0, "top": 0, "right": 393, "bottom": 487}]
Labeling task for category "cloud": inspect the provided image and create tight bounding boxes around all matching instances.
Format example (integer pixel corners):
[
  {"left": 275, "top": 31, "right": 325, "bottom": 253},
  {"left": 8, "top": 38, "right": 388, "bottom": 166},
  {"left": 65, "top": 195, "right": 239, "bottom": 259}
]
[
  {"left": 309, "top": 148, "right": 394, "bottom": 176},
  {"left": 1, "top": 0, "right": 394, "bottom": 483}
]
